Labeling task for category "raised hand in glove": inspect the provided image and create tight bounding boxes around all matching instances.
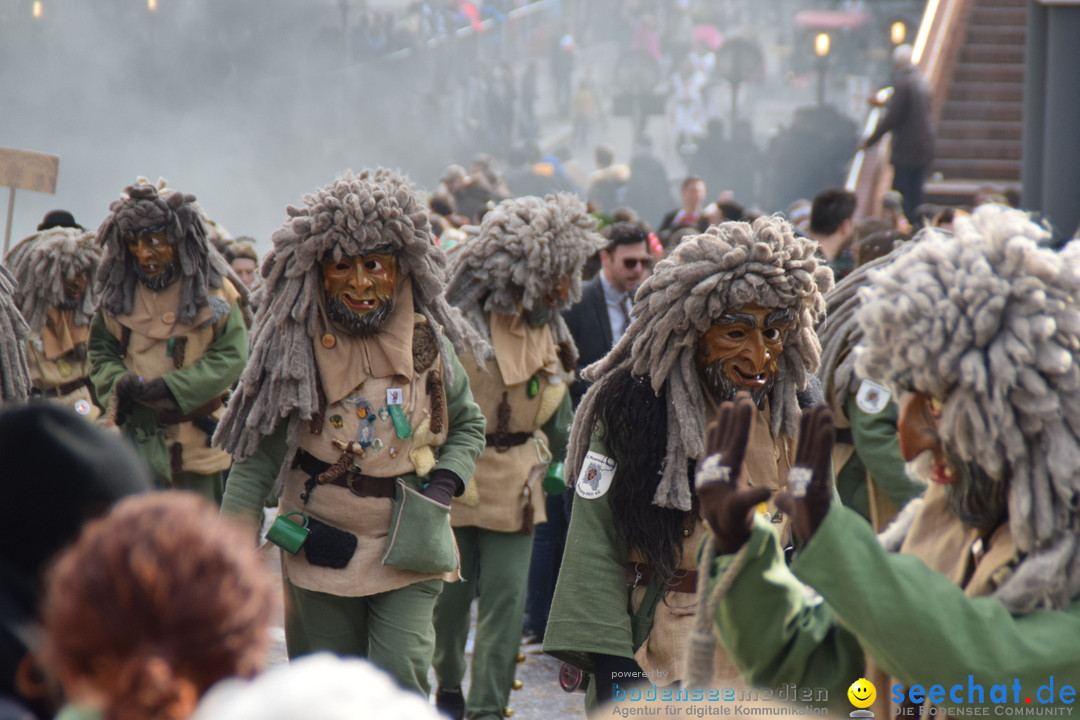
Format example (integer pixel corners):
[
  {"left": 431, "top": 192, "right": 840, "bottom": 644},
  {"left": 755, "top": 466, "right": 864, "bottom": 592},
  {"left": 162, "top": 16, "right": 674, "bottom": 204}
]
[
  {"left": 696, "top": 392, "right": 772, "bottom": 555},
  {"left": 422, "top": 469, "right": 462, "bottom": 506},
  {"left": 774, "top": 404, "right": 835, "bottom": 545}
]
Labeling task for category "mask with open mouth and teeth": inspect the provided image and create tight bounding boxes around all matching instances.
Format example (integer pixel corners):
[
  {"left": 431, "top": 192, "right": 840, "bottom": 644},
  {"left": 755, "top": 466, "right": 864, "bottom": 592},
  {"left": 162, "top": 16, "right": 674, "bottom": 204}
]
[
  {"left": 695, "top": 303, "right": 793, "bottom": 406},
  {"left": 125, "top": 229, "right": 178, "bottom": 290},
  {"left": 320, "top": 251, "right": 398, "bottom": 337}
]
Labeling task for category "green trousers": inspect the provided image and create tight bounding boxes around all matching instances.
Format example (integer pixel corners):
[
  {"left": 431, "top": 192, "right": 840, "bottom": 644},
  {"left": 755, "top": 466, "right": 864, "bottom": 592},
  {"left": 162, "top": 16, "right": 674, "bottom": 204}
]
[
  {"left": 172, "top": 470, "right": 223, "bottom": 506},
  {"left": 284, "top": 576, "right": 444, "bottom": 696},
  {"left": 433, "top": 526, "right": 534, "bottom": 720}
]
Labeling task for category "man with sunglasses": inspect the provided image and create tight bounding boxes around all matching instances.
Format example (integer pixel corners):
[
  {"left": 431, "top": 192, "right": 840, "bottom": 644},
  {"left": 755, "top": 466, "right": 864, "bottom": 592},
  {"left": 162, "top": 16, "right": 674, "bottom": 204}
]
[{"left": 563, "top": 222, "right": 654, "bottom": 407}]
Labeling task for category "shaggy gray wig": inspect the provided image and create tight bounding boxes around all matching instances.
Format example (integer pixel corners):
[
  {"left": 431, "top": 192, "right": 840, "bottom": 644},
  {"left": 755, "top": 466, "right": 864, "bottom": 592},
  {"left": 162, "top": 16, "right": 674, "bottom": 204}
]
[
  {"left": 8, "top": 227, "right": 101, "bottom": 331},
  {"left": 856, "top": 204, "right": 1080, "bottom": 611},
  {"left": 568, "top": 216, "right": 833, "bottom": 511},
  {"left": 0, "top": 265, "right": 31, "bottom": 403},
  {"left": 215, "top": 169, "right": 487, "bottom": 463},
  {"left": 445, "top": 193, "right": 605, "bottom": 360},
  {"left": 95, "top": 179, "right": 240, "bottom": 326}
]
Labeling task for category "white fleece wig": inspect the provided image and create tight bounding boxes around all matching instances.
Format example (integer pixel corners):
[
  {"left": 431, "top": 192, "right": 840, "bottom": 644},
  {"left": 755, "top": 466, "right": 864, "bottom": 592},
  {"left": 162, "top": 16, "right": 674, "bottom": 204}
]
[{"left": 857, "top": 204, "right": 1080, "bottom": 611}]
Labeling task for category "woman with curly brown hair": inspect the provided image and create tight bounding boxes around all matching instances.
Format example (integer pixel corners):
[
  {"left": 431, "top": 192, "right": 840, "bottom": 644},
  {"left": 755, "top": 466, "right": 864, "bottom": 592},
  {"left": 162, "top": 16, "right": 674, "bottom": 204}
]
[{"left": 40, "top": 491, "right": 275, "bottom": 720}]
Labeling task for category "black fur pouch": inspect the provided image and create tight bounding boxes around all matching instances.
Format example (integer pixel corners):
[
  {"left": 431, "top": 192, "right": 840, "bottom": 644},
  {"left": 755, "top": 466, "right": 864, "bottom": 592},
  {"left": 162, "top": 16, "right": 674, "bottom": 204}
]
[{"left": 302, "top": 517, "right": 358, "bottom": 569}]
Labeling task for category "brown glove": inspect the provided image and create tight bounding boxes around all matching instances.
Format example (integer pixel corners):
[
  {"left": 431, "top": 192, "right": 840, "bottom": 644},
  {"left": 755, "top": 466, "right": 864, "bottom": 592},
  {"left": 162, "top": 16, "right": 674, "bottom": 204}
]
[
  {"left": 422, "top": 469, "right": 462, "bottom": 506},
  {"left": 775, "top": 404, "right": 835, "bottom": 545},
  {"left": 696, "top": 392, "right": 772, "bottom": 555}
]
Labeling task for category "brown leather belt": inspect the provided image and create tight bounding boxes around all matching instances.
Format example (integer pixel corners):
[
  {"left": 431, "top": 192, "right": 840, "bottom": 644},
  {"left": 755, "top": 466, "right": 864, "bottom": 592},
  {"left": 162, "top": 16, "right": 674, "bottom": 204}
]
[
  {"left": 34, "top": 377, "right": 91, "bottom": 398},
  {"left": 157, "top": 396, "right": 224, "bottom": 425},
  {"left": 625, "top": 562, "right": 699, "bottom": 594},
  {"left": 485, "top": 432, "right": 533, "bottom": 449},
  {"left": 293, "top": 449, "right": 395, "bottom": 499}
]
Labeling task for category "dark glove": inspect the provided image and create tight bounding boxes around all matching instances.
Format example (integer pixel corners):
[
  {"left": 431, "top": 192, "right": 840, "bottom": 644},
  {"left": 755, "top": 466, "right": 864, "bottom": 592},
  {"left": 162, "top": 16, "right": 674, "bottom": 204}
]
[
  {"left": 422, "top": 469, "right": 462, "bottom": 506},
  {"left": 132, "top": 377, "right": 172, "bottom": 402},
  {"left": 590, "top": 653, "right": 647, "bottom": 704},
  {"left": 774, "top": 404, "right": 835, "bottom": 545},
  {"left": 113, "top": 373, "right": 143, "bottom": 403},
  {"left": 696, "top": 392, "right": 772, "bottom": 554},
  {"left": 113, "top": 374, "right": 173, "bottom": 404}
]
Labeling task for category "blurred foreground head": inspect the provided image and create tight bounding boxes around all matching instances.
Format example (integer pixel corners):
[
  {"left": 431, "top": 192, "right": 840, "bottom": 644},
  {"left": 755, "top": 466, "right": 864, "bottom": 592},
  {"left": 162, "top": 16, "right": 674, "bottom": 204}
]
[
  {"left": 192, "top": 653, "right": 443, "bottom": 720},
  {"left": 41, "top": 492, "right": 275, "bottom": 720},
  {"left": 857, "top": 204, "right": 1080, "bottom": 611}
]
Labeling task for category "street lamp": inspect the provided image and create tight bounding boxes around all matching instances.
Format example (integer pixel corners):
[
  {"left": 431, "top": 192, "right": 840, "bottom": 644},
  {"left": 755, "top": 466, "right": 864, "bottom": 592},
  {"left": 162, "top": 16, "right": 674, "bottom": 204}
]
[
  {"left": 814, "top": 33, "right": 830, "bottom": 106},
  {"left": 148, "top": 0, "right": 158, "bottom": 10},
  {"left": 32, "top": 1, "right": 43, "bottom": 18},
  {"left": 890, "top": 21, "right": 906, "bottom": 45}
]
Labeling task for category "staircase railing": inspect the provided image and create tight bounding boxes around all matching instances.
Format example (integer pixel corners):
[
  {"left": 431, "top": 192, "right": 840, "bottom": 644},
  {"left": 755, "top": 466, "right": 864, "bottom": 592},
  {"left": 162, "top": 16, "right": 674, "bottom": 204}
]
[{"left": 846, "top": 0, "right": 973, "bottom": 219}]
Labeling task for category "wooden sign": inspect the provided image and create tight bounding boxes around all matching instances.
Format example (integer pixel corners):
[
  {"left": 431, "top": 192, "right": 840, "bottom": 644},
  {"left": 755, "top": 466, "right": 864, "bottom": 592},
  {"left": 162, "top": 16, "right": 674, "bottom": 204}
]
[{"left": 0, "top": 147, "right": 59, "bottom": 194}]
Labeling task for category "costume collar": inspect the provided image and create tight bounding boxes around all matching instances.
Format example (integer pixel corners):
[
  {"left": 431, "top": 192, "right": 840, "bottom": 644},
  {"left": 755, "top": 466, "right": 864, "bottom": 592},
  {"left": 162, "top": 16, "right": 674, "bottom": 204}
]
[
  {"left": 113, "top": 280, "right": 212, "bottom": 340},
  {"left": 42, "top": 308, "right": 89, "bottom": 359},
  {"left": 488, "top": 308, "right": 560, "bottom": 386}
]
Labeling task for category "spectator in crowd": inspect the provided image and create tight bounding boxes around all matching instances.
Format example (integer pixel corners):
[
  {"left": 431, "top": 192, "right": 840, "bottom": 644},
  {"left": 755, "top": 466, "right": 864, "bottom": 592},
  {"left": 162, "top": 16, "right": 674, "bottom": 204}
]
[
  {"left": 657, "top": 176, "right": 708, "bottom": 247},
  {"left": 880, "top": 190, "right": 912, "bottom": 233},
  {"left": 808, "top": 187, "right": 857, "bottom": 282},
  {"left": 440, "top": 164, "right": 497, "bottom": 224},
  {"left": 621, "top": 135, "right": 674, "bottom": 232},
  {"left": 861, "top": 44, "right": 936, "bottom": 224},
  {"left": 0, "top": 404, "right": 150, "bottom": 720},
  {"left": 855, "top": 229, "right": 906, "bottom": 267},
  {"left": 224, "top": 240, "right": 259, "bottom": 289},
  {"left": 562, "top": 222, "right": 653, "bottom": 408},
  {"left": 587, "top": 145, "right": 631, "bottom": 216},
  {"left": 40, "top": 492, "right": 274, "bottom": 720}
]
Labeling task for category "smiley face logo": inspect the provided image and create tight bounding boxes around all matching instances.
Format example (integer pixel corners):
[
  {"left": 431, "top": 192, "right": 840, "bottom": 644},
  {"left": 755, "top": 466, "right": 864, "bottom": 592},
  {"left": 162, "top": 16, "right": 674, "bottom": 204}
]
[{"left": 848, "top": 678, "right": 876, "bottom": 709}]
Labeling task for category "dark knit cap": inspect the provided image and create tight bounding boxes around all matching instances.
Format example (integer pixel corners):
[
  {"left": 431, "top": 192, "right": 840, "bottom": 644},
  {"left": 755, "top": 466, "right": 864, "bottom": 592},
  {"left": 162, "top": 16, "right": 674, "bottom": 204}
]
[{"left": 0, "top": 403, "right": 150, "bottom": 581}]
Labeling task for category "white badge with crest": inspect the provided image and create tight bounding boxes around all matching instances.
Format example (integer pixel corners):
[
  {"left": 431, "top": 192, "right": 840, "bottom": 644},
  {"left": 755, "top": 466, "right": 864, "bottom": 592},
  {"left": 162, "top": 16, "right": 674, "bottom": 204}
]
[
  {"left": 855, "top": 379, "right": 891, "bottom": 415},
  {"left": 576, "top": 451, "right": 617, "bottom": 499}
]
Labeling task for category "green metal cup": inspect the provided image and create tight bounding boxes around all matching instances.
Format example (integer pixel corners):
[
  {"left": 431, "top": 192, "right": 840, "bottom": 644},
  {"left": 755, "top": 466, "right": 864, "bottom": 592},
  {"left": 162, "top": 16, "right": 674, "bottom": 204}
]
[
  {"left": 265, "top": 511, "right": 310, "bottom": 554},
  {"left": 543, "top": 462, "right": 566, "bottom": 496}
]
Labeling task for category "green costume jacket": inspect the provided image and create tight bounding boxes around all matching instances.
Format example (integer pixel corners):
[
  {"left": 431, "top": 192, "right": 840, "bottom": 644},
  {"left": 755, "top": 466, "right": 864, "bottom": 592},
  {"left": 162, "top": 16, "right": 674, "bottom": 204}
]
[
  {"left": 835, "top": 394, "right": 923, "bottom": 526},
  {"left": 88, "top": 297, "right": 248, "bottom": 485},
  {"left": 708, "top": 506, "right": 1080, "bottom": 713}
]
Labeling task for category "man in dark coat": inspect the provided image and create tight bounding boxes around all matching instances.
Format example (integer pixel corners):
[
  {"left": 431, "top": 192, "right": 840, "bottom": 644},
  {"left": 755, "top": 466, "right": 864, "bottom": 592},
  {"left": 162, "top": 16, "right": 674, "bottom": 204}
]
[{"left": 861, "top": 44, "right": 936, "bottom": 223}]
